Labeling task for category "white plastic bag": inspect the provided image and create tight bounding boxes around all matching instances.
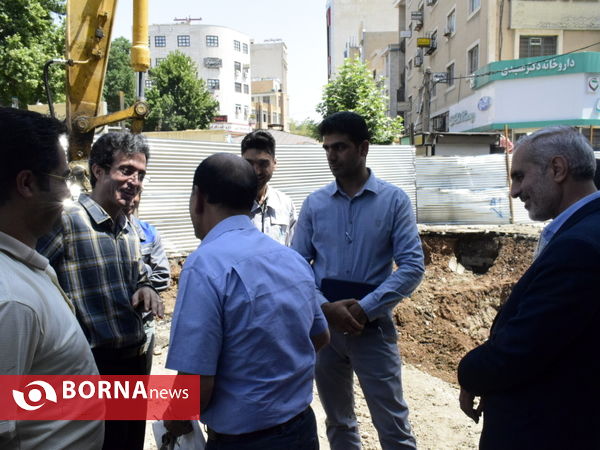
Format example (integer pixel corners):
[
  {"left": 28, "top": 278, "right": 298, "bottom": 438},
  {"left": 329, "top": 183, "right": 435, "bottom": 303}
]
[{"left": 152, "top": 420, "right": 206, "bottom": 450}]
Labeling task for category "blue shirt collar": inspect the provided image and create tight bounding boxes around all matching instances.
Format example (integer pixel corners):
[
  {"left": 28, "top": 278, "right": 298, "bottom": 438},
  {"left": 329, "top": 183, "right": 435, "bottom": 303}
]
[
  {"left": 201, "top": 215, "right": 254, "bottom": 246},
  {"left": 327, "top": 169, "right": 379, "bottom": 197},
  {"left": 542, "top": 190, "right": 600, "bottom": 240}
]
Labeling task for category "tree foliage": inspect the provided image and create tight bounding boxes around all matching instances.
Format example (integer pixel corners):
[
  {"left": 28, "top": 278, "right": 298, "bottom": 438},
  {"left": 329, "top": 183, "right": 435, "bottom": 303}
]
[
  {"left": 317, "top": 58, "right": 403, "bottom": 144},
  {"left": 289, "top": 118, "right": 320, "bottom": 140},
  {"left": 104, "top": 37, "right": 135, "bottom": 113},
  {"left": 144, "top": 51, "right": 218, "bottom": 131},
  {"left": 0, "top": 0, "right": 66, "bottom": 106}
]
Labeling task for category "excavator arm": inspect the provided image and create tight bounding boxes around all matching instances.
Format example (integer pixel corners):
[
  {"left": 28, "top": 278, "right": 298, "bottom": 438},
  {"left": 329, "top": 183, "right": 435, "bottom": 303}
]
[{"left": 65, "top": 0, "right": 150, "bottom": 162}]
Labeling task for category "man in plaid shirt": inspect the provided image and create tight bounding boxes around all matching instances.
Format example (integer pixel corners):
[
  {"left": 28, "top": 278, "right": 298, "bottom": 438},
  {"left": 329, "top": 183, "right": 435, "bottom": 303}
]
[{"left": 37, "top": 132, "right": 163, "bottom": 450}]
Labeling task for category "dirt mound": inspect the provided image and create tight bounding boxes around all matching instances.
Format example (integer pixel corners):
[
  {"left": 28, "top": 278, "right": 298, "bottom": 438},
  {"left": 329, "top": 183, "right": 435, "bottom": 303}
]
[{"left": 396, "top": 233, "right": 537, "bottom": 383}]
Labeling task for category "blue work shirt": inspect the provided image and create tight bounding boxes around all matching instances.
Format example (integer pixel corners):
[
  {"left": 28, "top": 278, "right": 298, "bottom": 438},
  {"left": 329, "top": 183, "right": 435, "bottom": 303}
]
[
  {"left": 292, "top": 170, "right": 425, "bottom": 321},
  {"left": 166, "top": 215, "right": 327, "bottom": 434}
]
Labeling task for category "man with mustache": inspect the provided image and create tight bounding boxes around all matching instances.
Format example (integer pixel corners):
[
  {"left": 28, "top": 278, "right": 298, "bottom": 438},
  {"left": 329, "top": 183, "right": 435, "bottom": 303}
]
[
  {"left": 458, "top": 126, "right": 600, "bottom": 449},
  {"left": 38, "top": 132, "right": 162, "bottom": 450},
  {"left": 0, "top": 107, "right": 104, "bottom": 449},
  {"left": 241, "top": 130, "right": 297, "bottom": 245}
]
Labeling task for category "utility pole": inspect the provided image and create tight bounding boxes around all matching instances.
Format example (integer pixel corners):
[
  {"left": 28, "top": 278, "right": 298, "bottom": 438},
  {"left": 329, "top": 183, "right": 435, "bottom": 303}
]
[{"left": 422, "top": 68, "right": 432, "bottom": 133}]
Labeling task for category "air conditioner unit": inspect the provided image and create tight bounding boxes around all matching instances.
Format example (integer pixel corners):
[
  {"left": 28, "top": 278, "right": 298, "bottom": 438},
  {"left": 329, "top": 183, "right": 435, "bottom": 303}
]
[
  {"left": 468, "top": 76, "right": 476, "bottom": 88},
  {"left": 414, "top": 54, "right": 423, "bottom": 67},
  {"left": 443, "top": 26, "right": 453, "bottom": 37},
  {"left": 426, "top": 0, "right": 437, "bottom": 5},
  {"left": 414, "top": 19, "right": 423, "bottom": 31}
]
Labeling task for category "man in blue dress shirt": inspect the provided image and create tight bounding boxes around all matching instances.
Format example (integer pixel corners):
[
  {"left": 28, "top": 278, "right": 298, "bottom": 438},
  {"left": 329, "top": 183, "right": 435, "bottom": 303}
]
[
  {"left": 292, "top": 111, "right": 425, "bottom": 450},
  {"left": 166, "top": 153, "right": 330, "bottom": 450}
]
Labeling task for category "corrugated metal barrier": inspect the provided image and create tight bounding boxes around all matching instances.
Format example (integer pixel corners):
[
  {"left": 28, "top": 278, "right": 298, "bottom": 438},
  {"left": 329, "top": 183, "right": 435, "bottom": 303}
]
[{"left": 138, "top": 139, "right": 417, "bottom": 256}]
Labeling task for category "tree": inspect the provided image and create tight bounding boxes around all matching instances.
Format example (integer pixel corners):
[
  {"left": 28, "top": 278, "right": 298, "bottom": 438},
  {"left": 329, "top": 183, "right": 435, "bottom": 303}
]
[
  {"left": 144, "top": 51, "right": 218, "bottom": 131},
  {"left": 0, "top": 0, "right": 66, "bottom": 106},
  {"left": 317, "top": 58, "right": 403, "bottom": 144},
  {"left": 104, "top": 37, "right": 135, "bottom": 113},
  {"left": 289, "top": 118, "right": 320, "bottom": 140}
]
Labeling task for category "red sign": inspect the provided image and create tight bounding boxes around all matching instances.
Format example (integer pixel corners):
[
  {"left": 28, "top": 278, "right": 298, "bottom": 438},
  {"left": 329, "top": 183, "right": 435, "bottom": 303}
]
[
  {"left": 213, "top": 115, "right": 228, "bottom": 122},
  {"left": 0, "top": 375, "right": 200, "bottom": 420}
]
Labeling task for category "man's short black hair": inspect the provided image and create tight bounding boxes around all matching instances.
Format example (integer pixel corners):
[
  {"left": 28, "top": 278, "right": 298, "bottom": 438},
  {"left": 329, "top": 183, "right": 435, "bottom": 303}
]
[
  {"left": 193, "top": 153, "right": 257, "bottom": 211},
  {"left": 89, "top": 132, "right": 150, "bottom": 187},
  {"left": 0, "top": 107, "right": 67, "bottom": 205},
  {"left": 318, "top": 111, "right": 371, "bottom": 145},
  {"left": 240, "top": 130, "right": 276, "bottom": 158}
]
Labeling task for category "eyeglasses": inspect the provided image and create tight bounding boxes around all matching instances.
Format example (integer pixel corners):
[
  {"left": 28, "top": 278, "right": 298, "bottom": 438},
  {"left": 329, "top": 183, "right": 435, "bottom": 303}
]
[
  {"left": 44, "top": 170, "right": 77, "bottom": 184},
  {"left": 113, "top": 166, "right": 146, "bottom": 182}
]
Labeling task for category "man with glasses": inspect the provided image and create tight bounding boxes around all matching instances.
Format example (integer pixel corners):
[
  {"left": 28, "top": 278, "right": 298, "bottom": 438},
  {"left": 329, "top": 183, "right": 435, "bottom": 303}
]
[
  {"left": 38, "top": 131, "right": 162, "bottom": 450},
  {"left": 0, "top": 107, "right": 103, "bottom": 449}
]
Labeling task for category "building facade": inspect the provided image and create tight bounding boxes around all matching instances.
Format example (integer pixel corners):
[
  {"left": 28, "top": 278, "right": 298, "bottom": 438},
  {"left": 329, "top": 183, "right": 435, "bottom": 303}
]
[
  {"left": 326, "top": 0, "right": 398, "bottom": 78},
  {"left": 399, "top": 0, "right": 600, "bottom": 144},
  {"left": 149, "top": 23, "right": 252, "bottom": 133},
  {"left": 250, "top": 40, "right": 290, "bottom": 131}
]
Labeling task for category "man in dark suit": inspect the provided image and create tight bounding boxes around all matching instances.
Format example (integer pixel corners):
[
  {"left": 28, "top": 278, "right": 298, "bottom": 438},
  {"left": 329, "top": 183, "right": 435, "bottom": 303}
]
[{"left": 458, "top": 126, "right": 600, "bottom": 450}]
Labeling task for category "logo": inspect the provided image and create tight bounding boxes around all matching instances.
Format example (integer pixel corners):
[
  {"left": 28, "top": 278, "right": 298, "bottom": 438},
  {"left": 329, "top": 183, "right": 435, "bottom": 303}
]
[
  {"left": 588, "top": 76, "right": 599, "bottom": 93},
  {"left": 12, "top": 380, "right": 57, "bottom": 411},
  {"left": 477, "top": 96, "right": 492, "bottom": 111}
]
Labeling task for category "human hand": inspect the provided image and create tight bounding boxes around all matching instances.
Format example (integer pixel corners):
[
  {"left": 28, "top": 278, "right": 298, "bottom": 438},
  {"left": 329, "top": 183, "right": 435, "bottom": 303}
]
[
  {"left": 322, "top": 299, "right": 364, "bottom": 335},
  {"left": 163, "top": 419, "right": 193, "bottom": 437},
  {"left": 132, "top": 286, "right": 164, "bottom": 319},
  {"left": 459, "top": 387, "right": 483, "bottom": 423},
  {"left": 348, "top": 302, "right": 368, "bottom": 325}
]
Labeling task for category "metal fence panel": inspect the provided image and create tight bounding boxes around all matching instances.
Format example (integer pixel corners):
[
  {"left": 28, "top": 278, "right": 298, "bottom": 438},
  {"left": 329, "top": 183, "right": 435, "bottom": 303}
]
[{"left": 138, "top": 139, "right": 416, "bottom": 256}]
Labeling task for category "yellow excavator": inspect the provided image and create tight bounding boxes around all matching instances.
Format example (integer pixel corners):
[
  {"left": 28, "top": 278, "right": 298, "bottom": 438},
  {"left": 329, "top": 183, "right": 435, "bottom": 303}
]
[{"left": 45, "top": 0, "right": 150, "bottom": 174}]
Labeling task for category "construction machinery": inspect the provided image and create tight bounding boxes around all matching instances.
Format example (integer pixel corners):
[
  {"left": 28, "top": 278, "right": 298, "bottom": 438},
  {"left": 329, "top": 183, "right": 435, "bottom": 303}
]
[{"left": 45, "top": 0, "right": 150, "bottom": 170}]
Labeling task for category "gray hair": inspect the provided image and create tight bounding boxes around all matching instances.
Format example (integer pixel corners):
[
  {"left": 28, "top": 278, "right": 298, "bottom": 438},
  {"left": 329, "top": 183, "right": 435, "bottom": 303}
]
[{"left": 515, "top": 126, "right": 595, "bottom": 181}]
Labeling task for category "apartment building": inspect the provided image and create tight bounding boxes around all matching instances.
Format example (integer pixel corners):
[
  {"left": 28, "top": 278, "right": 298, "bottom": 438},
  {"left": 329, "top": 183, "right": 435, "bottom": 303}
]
[
  {"left": 149, "top": 23, "right": 252, "bottom": 133},
  {"left": 326, "top": 0, "right": 398, "bottom": 78},
  {"left": 250, "top": 40, "right": 290, "bottom": 131},
  {"left": 399, "top": 0, "right": 600, "bottom": 142}
]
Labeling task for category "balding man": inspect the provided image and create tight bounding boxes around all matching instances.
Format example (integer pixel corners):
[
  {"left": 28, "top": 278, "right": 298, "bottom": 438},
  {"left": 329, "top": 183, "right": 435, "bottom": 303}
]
[
  {"left": 166, "top": 153, "right": 329, "bottom": 450},
  {"left": 458, "top": 126, "right": 600, "bottom": 449}
]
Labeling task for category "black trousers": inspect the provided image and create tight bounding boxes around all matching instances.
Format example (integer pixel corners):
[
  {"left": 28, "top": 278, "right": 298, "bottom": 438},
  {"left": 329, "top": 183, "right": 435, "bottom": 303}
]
[{"left": 93, "top": 347, "right": 149, "bottom": 450}]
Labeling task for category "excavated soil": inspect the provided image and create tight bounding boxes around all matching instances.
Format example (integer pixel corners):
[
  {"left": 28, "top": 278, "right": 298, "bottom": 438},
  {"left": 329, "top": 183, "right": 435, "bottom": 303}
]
[{"left": 396, "top": 231, "right": 537, "bottom": 383}]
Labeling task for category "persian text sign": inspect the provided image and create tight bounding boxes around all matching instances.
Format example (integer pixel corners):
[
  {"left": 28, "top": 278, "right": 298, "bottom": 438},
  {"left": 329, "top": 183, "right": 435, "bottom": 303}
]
[{"left": 0, "top": 375, "right": 200, "bottom": 420}]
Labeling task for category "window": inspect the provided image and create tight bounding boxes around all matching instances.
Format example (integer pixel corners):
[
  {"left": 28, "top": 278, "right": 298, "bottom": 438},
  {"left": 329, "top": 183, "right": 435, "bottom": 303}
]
[
  {"left": 144, "top": 79, "right": 153, "bottom": 89},
  {"left": 469, "top": 0, "right": 480, "bottom": 14},
  {"left": 177, "top": 35, "right": 190, "bottom": 47},
  {"left": 235, "top": 104, "right": 242, "bottom": 119},
  {"left": 468, "top": 44, "right": 479, "bottom": 74},
  {"left": 154, "top": 36, "right": 166, "bottom": 47},
  {"left": 244, "top": 105, "right": 249, "bottom": 120},
  {"left": 207, "top": 79, "right": 220, "bottom": 90},
  {"left": 262, "top": 96, "right": 271, "bottom": 104},
  {"left": 446, "top": 9, "right": 456, "bottom": 35},
  {"left": 235, "top": 82, "right": 242, "bottom": 93},
  {"left": 155, "top": 58, "right": 164, "bottom": 67},
  {"left": 243, "top": 84, "right": 249, "bottom": 94},
  {"left": 206, "top": 35, "right": 219, "bottom": 47},
  {"left": 234, "top": 40, "right": 241, "bottom": 51},
  {"left": 446, "top": 62, "right": 455, "bottom": 87},
  {"left": 519, "top": 35, "right": 557, "bottom": 58},
  {"left": 243, "top": 43, "right": 249, "bottom": 54},
  {"left": 234, "top": 61, "right": 242, "bottom": 73}
]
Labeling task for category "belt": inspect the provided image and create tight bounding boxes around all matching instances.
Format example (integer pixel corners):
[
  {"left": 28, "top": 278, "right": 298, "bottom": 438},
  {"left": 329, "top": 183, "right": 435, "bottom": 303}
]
[
  {"left": 206, "top": 406, "right": 311, "bottom": 442},
  {"left": 92, "top": 343, "right": 146, "bottom": 361}
]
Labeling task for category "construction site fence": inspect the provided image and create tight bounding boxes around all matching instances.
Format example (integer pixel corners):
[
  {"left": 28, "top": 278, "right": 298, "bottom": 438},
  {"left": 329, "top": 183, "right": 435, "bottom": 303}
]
[{"left": 138, "top": 139, "right": 531, "bottom": 256}]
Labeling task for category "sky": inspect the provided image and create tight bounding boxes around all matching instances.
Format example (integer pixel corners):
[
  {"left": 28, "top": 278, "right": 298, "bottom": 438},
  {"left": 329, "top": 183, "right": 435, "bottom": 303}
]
[{"left": 112, "top": 0, "right": 328, "bottom": 122}]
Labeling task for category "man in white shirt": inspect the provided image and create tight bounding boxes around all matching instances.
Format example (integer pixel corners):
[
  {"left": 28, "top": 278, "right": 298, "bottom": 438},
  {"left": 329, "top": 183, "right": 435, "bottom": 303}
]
[
  {"left": 241, "top": 130, "right": 297, "bottom": 245},
  {"left": 0, "top": 107, "right": 103, "bottom": 449}
]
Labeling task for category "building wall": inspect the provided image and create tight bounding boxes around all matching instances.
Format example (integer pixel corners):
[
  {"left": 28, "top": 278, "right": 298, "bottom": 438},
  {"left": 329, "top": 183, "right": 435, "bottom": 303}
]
[
  {"left": 402, "top": 0, "right": 600, "bottom": 133},
  {"left": 326, "top": 0, "right": 398, "bottom": 77},
  {"left": 250, "top": 41, "right": 290, "bottom": 130},
  {"left": 149, "top": 23, "right": 252, "bottom": 131}
]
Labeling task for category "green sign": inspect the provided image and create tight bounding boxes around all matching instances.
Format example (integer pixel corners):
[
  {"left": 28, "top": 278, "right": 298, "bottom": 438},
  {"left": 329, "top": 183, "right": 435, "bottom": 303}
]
[{"left": 472, "top": 52, "right": 600, "bottom": 89}]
